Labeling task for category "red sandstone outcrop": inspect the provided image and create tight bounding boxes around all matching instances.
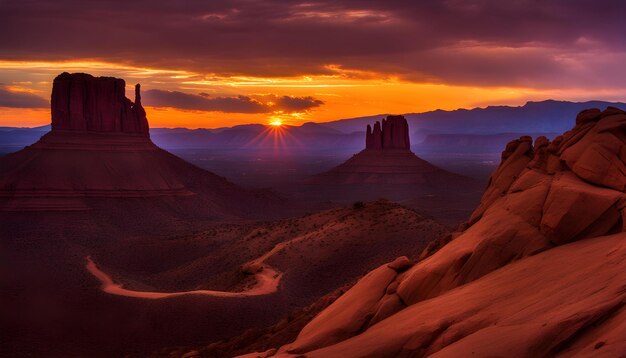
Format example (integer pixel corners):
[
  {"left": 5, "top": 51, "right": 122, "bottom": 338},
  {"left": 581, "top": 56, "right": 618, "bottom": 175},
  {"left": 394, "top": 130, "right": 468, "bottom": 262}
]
[
  {"left": 0, "top": 73, "right": 279, "bottom": 216},
  {"left": 313, "top": 115, "right": 467, "bottom": 185},
  {"left": 365, "top": 115, "right": 410, "bottom": 150},
  {"left": 252, "top": 107, "right": 626, "bottom": 357},
  {"left": 51, "top": 72, "right": 149, "bottom": 135}
]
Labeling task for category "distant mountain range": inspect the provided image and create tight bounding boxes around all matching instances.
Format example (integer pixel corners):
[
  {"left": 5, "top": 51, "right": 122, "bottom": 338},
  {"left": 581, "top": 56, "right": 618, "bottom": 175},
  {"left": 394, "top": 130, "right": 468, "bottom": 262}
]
[
  {"left": 1, "top": 100, "right": 624, "bottom": 155},
  {"left": 319, "top": 99, "right": 626, "bottom": 134}
]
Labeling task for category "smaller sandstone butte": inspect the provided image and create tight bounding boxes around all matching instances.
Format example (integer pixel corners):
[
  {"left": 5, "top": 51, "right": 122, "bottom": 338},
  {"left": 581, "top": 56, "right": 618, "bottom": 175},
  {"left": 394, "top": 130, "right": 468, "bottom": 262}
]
[
  {"left": 365, "top": 115, "right": 410, "bottom": 150},
  {"left": 313, "top": 115, "right": 466, "bottom": 185},
  {"left": 51, "top": 72, "right": 149, "bottom": 135}
]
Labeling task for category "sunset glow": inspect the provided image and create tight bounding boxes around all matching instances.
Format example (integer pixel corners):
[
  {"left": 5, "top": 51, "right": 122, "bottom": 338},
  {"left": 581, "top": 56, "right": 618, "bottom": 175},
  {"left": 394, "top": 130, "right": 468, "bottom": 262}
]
[
  {"left": 2, "top": 59, "right": 623, "bottom": 128},
  {"left": 1, "top": 2, "right": 625, "bottom": 128}
]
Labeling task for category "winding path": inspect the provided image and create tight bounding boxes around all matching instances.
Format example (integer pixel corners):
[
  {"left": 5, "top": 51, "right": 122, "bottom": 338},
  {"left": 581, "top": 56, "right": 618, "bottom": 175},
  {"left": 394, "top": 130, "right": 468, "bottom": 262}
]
[
  {"left": 86, "top": 256, "right": 283, "bottom": 299},
  {"left": 86, "top": 223, "right": 343, "bottom": 299}
]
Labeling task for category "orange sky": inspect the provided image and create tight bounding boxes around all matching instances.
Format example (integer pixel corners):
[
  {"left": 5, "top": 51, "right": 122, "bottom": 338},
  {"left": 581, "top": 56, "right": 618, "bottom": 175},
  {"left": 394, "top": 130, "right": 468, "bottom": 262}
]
[{"left": 1, "top": 60, "right": 625, "bottom": 128}]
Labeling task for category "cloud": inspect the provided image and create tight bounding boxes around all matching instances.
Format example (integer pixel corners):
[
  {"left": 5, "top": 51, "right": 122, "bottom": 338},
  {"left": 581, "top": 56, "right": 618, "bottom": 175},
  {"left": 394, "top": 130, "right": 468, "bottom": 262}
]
[
  {"left": 142, "top": 90, "right": 267, "bottom": 113},
  {"left": 0, "top": 86, "right": 48, "bottom": 108},
  {"left": 142, "top": 89, "right": 324, "bottom": 113},
  {"left": 0, "top": 1, "right": 625, "bottom": 89},
  {"left": 271, "top": 95, "right": 324, "bottom": 111}
]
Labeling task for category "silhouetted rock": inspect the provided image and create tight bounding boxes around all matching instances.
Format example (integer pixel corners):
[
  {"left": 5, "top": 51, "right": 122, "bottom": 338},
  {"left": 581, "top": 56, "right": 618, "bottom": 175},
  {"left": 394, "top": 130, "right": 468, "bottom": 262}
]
[
  {"left": 365, "top": 115, "right": 410, "bottom": 150},
  {"left": 372, "top": 121, "right": 383, "bottom": 150},
  {"left": 51, "top": 72, "right": 149, "bottom": 135},
  {"left": 0, "top": 72, "right": 280, "bottom": 216},
  {"left": 314, "top": 116, "right": 467, "bottom": 186},
  {"left": 575, "top": 108, "right": 601, "bottom": 125}
]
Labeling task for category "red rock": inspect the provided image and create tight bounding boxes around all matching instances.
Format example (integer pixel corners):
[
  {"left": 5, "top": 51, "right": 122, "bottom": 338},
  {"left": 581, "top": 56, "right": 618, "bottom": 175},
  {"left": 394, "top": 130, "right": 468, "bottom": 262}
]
[
  {"left": 368, "top": 293, "right": 405, "bottom": 326},
  {"left": 540, "top": 172, "right": 622, "bottom": 245},
  {"left": 0, "top": 72, "right": 279, "bottom": 216},
  {"left": 468, "top": 137, "right": 533, "bottom": 224},
  {"left": 385, "top": 281, "right": 399, "bottom": 294},
  {"left": 372, "top": 121, "right": 383, "bottom": 150},
  {"left": 314, "top": 116, "right": 467, "bottom": 185},
  {"left": 51, "top": 72, "right": 148, "bottom": 135},
  {"left": 387, "top": 256, "right": 413, "bottom": 272},
  {"left": 365, "top": 115, "right": 410, "bottom": 150},
  {"left": 528, "top": 135, "right": 550, "bottom": 170},
  {"left": 547, "top": 135, "right": 563, "bottom": 153},
  {"left": 265, "top": 106, "right": 626, "bottom": 358},
  {"left": 576, "top": 108, "right": 601, "bottom": 125},
  {"left": 280, "top": 264, "right": 397, "bottom": 354},
  {"left": 560, "top": 113, "right": 626, "bottom": 191},
  {"left": 600, "top": 106, "right": 626, "bottom": 118}
]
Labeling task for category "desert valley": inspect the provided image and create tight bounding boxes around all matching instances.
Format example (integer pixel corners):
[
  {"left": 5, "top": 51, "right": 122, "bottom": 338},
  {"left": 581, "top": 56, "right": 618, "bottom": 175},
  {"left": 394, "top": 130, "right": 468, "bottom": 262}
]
[{"left": 1, "top": 1, "right": 625, "bottom": 358}]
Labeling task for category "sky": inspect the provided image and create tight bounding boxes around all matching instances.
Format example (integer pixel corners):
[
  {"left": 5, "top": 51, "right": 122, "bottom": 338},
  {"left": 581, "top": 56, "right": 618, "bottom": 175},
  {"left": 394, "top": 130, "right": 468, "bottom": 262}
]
[{"left": 0, "top": 0, "right": 625, "bottom": 128}]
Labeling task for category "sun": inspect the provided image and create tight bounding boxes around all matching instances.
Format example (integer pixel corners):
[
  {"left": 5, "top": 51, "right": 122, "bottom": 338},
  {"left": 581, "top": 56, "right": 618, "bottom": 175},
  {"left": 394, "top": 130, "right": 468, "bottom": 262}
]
[{"left": 269, "top": 120, "right": 282, "bottom": 127}]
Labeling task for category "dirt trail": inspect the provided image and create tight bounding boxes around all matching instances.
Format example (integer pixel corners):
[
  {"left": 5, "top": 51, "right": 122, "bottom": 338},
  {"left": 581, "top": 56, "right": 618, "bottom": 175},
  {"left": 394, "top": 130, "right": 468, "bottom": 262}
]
[
  {"left": 86, "top": 256, "right": 282, "bottom": 299},
  {"left": 85, "top": 221, "right": 351, "bottom": 299}
]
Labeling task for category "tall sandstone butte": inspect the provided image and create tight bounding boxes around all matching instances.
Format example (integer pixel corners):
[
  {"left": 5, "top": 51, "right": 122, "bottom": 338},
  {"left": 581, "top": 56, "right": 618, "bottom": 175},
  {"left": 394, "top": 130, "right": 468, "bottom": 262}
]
[
  {"left": 0, "top": 72, "right": 281, "bottom": 216},
  {"left": 51, "top": 72, "right": 149, "bottom": 135}
]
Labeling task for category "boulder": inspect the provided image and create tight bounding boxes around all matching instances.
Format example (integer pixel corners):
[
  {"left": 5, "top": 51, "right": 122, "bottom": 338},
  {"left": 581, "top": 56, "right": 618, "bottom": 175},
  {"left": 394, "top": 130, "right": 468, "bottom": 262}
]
[
  {"left": 575, "top": 108, "right": 601, "bottom": 125},
  {"left": 387, "top": 256, "right": 413, "bottom": 272},
  {"left": 280, "top": 264, "right": 397, "bottom": 354},
  {"left": 600, "top": 106, "right": 626, "bottom": 118},
  {"left": 540, "top": 172, "right": 623, "bottom": 245},
  {"left": 560, "top": 113, "right": 626, "bottom": 191}
]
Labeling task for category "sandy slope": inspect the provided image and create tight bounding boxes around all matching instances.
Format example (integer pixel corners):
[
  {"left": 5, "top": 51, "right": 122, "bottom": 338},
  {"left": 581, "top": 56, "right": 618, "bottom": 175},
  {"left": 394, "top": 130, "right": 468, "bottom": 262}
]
[
  {"left": 275, "top": 232, "right": 625, "bottom": 357},
  {"left": 85, "top": 200, "right": 448, "bottom": 300}
]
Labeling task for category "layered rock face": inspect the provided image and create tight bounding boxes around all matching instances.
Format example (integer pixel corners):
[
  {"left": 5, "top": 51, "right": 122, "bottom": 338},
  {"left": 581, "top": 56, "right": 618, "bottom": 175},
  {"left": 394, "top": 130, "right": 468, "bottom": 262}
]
[
  {"left": 51, "top": 72, "right": 149, "bottom": 135},
  {"left": 365, "top": 115, "right": 410, "bottom": 150},
  {"left": 251, "top": 107, "right": 626, "bottom": 357},
  {"left": 0, "top": 73, "right": 279, "bottom": 216},
  {"left": 313, "top": 115, "right": 465, "bottom": 185}
]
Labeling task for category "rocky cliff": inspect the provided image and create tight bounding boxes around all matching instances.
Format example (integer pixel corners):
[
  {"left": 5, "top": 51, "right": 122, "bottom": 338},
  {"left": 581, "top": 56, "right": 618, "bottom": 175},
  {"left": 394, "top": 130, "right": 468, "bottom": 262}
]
[
  {"left": 51, "top": 72, "right": 148, "bottom": 135},
  {"left": 246, "top": 106, "right": 626, "bottom": 357}
]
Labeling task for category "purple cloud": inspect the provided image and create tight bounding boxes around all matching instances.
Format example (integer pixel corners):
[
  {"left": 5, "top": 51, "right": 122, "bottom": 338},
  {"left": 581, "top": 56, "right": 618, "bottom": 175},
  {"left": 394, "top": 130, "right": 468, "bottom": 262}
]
[
  {"left": 142, "top": 89, "right": 323, "bottom": 113},
  {"left": 0, "top": 1, "right": 625, "bottom": 88},
  {"left": 0, "top": 87, "right": 48, "bottom": 108}
]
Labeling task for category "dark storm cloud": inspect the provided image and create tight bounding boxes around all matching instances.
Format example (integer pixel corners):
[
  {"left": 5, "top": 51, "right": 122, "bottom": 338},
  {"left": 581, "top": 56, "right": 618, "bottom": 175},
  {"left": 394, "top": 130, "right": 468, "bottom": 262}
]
[
  {"left": 0, "top": 0, "right": 625, "bottom": 88},
  {"left": 270, "top": 95, "right": 324, "bottom": 112},
  {"left": 142, "top": 90, "right": 267, "bottom": 113},
  {"left": 0, "top": 87, "right": 48, "bottom": 108},
  {"left": 142, "top": 89, "right": 323, "bottom": 113}
]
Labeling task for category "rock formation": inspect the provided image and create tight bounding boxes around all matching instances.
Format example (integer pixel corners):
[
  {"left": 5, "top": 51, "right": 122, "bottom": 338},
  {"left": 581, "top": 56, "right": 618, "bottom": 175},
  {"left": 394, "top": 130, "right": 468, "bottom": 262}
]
[
  {"left": 0, "top": 73, "right": 279, "bottom": 216},
  {"left": 365, "top": 115, "right": 410, "bottom": 150},
  {"left": 51, "top": 72, "right": 149, "bottom": 135},
  {"left": 313, "top": 115, "right": 467, "bottom": 185},
  {"left": 249, "top": 107, "right": 626, "bottom": 357}
]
